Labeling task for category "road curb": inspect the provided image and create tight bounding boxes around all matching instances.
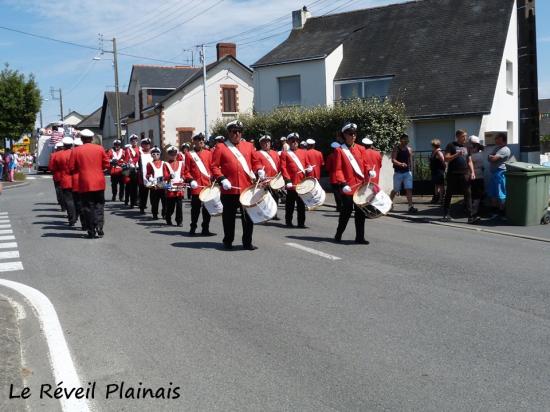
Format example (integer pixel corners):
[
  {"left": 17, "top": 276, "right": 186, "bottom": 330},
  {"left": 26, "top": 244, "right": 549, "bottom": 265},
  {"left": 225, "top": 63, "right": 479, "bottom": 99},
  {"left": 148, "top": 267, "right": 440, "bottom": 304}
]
[
  {"left": 2, "top": 182, "right": 30, "bottom": 190},
  {"left": 387, "top": 212, "right": 550, "bottom": 244}
]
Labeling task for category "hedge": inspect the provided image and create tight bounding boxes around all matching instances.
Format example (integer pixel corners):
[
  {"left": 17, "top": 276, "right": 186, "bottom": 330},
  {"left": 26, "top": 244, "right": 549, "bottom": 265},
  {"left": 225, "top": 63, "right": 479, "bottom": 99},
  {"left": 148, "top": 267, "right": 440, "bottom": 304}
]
[{"left": 211, "top": 98, "right": 409, "bottom": 154}]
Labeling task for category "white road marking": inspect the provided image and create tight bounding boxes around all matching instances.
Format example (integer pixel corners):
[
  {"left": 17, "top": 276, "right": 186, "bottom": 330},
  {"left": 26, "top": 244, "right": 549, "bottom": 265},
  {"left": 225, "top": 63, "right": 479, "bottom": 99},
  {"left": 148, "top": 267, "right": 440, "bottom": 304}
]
[
  {"left": 0, "top": 279, "right": 90, "bottom": 412},
  {"left": 0, "top": 242, "right": 18, "bottom": 249},
  {"left": 0, "top": 220, "right": 9, "bottom": 224},
  {"left": 0, "top": 212, "right": 8, "bottom": 215},
  {"left": 0, "top": 229, "right": 13, "bottom": 235},
  {"left": 0, "top": 235, "right": 15, "bottom": 241},
  {"left": 26, "top": 176, "right": 36, "bottom": 180},
  {"left": 0, "top": 251, "right": 19, "bottom": 260},
  {"left": 285, "top": 242, "right": 342, "bottom": 261},
  {"left": 0, "top": 261, "right": 24, "bottom": 272},
  {"left": 0, "top": 224, "right": 11, "bottom": 229}
]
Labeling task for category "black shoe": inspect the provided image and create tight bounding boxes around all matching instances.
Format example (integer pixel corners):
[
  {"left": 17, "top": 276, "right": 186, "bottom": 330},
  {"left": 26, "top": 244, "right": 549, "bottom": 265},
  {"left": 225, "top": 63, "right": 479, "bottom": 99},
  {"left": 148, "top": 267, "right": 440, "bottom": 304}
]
[
  {"left": 223, "top": 242, "right": 233, "bottom": 250},
  {"left": 152, "top": 215, "right": 158, "bottom": 220},
  {"left": 124, "top": 202, "right": 129, "bottom": 206},
  {"left": 189, "top": 228, "right": 196, "bottom": 236},
  {"left": 166, "top": 220, "right": 173, "bottom": 226},
  {"left": 68, "top": 221, "right": 76, "bottom": 227},
  {"left": 201, "top": 231, "right": 216, "bottom": 236},
  {"left": 468, "top": 216, "right": 481, "bottom": 224},
  {"left": 297, "top": 225, "right": 308, "bottom": 229},
  {"left": 86, "top": 230, "right": 95, "bottom": 239},
  {"left": 334, "top": 233, "right": 342, "bottom": 242},
  {"left": 119, "top": 197, "right": 123, "bottom": 202},
  {"left": 139, "top": 209, "right": 145, "bottom": 214},
  {"left": 285, "top": 223, "right": 295, "bottom": 228},
  {"left": 243, "top": 244, "right": 258, "bottom": 250},
  {"left": 176, "top": 223, "right": 183, "bottom": 227},
  {"left": 272, "top": 216, "right": 281, "bottom": 221},
  {"left": 408, "top": 206, "right": 418, "bottom": 213},
  {"left": 96, "top": 229, "right": 104, "bottom": 238},
  {"left": 111, "top": 196, "right": 116, "bottom": 202},
  {"left": 354, "top": 239, "right": 370, "bottom": 245}
]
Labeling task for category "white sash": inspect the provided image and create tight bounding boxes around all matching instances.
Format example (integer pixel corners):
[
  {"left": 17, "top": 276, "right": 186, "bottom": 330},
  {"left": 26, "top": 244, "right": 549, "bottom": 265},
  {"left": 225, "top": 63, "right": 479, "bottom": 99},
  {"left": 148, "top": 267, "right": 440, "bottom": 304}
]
[
  {"left": 151, "top": 161, "right": 164, "bottom": 179},
  {"left": 111, "top": 149, "right": 123, "bottom": 161},
  {"left": 165, "top": 161, "right": 183, "bottom": 183},
  {"left": 225, "top": 140, "right": 255, "bottom": 179},
  {"left": 287, "top": 150, "right": 305, "bottom": 174},
  {"left": 260, "top": 150, "right": 277, "bottom": 172},
  {"left": 341, "top": 144, "right": 364, "bottom": 179},
  {"left": 190, "top": 151, "right": 210, "bottom": 178},
  {"left": 140, "top": 150, "right": 153, "bottom": 181}
]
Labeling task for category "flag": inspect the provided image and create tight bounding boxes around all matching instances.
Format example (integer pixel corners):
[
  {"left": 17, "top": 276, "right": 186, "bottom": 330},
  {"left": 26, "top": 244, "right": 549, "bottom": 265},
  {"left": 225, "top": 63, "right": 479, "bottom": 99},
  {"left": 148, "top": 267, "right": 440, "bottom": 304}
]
[{"left": 49, "top": 130, "right": 64, "bottom": 146}]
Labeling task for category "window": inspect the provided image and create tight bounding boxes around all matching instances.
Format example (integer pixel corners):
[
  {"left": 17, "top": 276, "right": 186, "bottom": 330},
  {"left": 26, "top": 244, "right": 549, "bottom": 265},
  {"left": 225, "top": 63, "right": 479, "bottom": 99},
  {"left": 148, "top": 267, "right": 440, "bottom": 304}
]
[
  {"left": 146, "top": 90, "right": 153, "bottom": 106},
  {"left": 278, "top": 76, "right": 301, "bottom": 106},
  {"left": 334, "top": 77, "right": 392, "bottom": 101},
  {"left": 148, "top": 129, "right": 154, "bottom": 141},
  {"left": 139, "top": 90, "right": 143, "bottom": 119},
  {"left": 506, "top": 60, "right": 513, "bottom": 94},
  {"left": 541, "top": 113, "right": 550, "bottom": 119},
  {"left": 222, "top": 86, "right": 237, "bottom": 113},
  {"left": 507, "top": 121, "right": 513, "bottom": 143}
]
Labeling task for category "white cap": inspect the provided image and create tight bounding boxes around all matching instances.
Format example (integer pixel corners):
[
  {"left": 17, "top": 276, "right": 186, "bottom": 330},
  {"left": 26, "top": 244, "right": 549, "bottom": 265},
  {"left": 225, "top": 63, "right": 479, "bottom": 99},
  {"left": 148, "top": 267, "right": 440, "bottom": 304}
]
[
  {"left": 141, "top": 137, "right": 151, "bottom": 144},
  {"left": 280, "top": 136, "right": 287, "bottom": 141},
  {"left": 341, "top": 122, "right": 357, "bottom": 133},
  {"left": 80, "top": 129, "right": 94, "bottom": 138},
  {"left": 129, "top": 134, "right": 139, "bottom": 140},
  {"left": 62, "top": 136, "right": 74, "bottom": 145},
  {"left": 362, "top": 137, "right": 373, "bottom": 145},
  {"left": 73, "top": 138, "right": 83, "bottom": 146},
  {"left": 306, "top": 138, "right": 315, "bottom": 145},
  {"left": 259, "top": 135, "right": 271, "bottom": 142},
  {"left": 331, "top": 142, "right": 341, "bottom": 149},
  {"left": 55, "top": 142, "right": 64, "bottom": 148},
  {"left": 113, "top": 139, "right": 122, "bottom": 145},
  {"left": 470, "top": 135, "right": 481, "bottom": 144},
  {"left": 151, "top": 146, "right": 161, "bottom": 154},
  {"left": 226, "top": 119, "right": 243, "bottom": 130},
  {"left": 166, "top": 145, "right": 178, "bottom": 152},
  {"left": 299, "top": 141, "right": 308, "bottom": 147},
  {"left": 214, "top": 135, "right": 225, "bottom": 141},
  {"left": 124, "top": 144, "right": 131, "bottom": 149},
  {"left": 287, "top": 132, "right": 299, "bottom": 140}
]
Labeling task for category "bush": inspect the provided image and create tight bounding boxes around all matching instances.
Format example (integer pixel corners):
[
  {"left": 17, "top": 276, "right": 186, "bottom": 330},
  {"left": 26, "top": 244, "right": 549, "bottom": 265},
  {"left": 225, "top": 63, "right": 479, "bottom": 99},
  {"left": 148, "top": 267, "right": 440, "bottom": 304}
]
[
  {"left": 211, "top": 98, "right": 409, "bottom": 154},
  {"left": 14, "top": 171, "right": 26, "bottom": 181}
]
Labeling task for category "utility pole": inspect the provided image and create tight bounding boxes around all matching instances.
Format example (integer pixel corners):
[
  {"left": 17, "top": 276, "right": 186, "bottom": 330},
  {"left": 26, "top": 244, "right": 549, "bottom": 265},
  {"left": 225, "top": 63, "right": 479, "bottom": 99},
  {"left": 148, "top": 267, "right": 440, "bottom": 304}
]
[
  {"left": 98, "top": 34, "right": 123, "bottom": 143},
  {"left": 50, "top": 87, "right": 64, "bottom": 122},
  {"left": 200, "top": 45, "right": 208, "bottom": 137}
]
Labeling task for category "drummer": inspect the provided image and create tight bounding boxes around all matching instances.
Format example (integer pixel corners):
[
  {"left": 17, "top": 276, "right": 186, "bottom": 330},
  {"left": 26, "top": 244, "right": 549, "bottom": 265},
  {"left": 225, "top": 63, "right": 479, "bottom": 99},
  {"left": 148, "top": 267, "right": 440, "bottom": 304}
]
[
  {"left": 123, "top": 134, "right": 140, "bottom": 208},
  {"left": 145, "top": 146, "right": 166, "bottom": 220},
  {"left": 107, "top": 139, "right": 125, "bottom": 202},
  {"left": 333, "top": 122, "right": 374, "bottom": 244},
  {"left": 211, "top": 120, "right": 261, "bottom": 250},
  {"left": 184, "top": 133, "right": 215, "bottom": 236},
  {"left": 162, "top": 146, "right": 185, "bottom": 226},
  {"left": 138, "top": 137, "right": 153, "bottom": 214},
  {"left": 280, "top": 132, "right": 313, "bottom": 228},
  {"left": 254, "top": 134, "right": 281, "bottom": 220}
]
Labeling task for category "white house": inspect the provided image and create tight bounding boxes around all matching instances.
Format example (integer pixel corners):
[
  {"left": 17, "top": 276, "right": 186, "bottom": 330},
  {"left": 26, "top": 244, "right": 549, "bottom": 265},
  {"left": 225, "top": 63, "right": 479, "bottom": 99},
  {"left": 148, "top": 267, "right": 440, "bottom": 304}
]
[
  {"left": 99, "top": 92, "right": 135, "bottom": 148},
  {"left": 126, "top": 43, "right": 253, "bottom": 148},
  {"left": 252, "top": 0, "right": 523, "bottom": 158}
]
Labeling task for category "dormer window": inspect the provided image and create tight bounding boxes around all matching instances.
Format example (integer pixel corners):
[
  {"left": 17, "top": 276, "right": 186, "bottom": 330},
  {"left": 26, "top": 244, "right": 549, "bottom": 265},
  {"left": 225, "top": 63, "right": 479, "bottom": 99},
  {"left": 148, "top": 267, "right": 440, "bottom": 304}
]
[{"left": 334, "top": 77, "right": 392, "bottom": 101}]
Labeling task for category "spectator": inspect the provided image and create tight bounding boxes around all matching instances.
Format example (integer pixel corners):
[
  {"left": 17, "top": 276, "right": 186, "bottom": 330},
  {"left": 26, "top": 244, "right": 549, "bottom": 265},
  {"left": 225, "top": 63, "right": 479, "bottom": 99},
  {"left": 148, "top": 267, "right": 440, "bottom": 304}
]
[
  {"left": 442, "top": 129, "right": 477, "bottom": 223},
  {"left": 0, "top": 151, "right": 4, "bottom": 181},
  {"left": 429, "top": 139, "right": 446, "bottom": 204},
  {"left": 488, "top": 132, "right": 511, "bottom": 219},
  {"left": 389, "top": 133, "right": 417, "bottom": 213},
  {"left": 469, "top": 136, "right": 485, "bottom": 219}
]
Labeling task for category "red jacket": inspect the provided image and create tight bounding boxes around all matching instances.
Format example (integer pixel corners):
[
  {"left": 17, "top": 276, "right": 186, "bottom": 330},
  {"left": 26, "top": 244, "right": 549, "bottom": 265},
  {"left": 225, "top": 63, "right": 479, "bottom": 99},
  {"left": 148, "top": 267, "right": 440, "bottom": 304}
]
[
  {"left": 123, "top": 145, "right": 140, "bottom": 166},
  {"left": 364, "top": 148, "right": 382, "bottom": 184},
  {"left": 163, "top": 159, "right": 185, "bottom": 198},
  {"left": 280, "top": 149, "right": 311, "bottom": 190},
  {"left": 51, "top": 149, "right": 73, "bottom": 190},
  {"left": 49, "top": 151, "right": 62, "bottom": 182},
  {"left": 254, "top": 149, "right": 280, "bottom": 177},
  {"left": 325, "top": 152, "right": 338, "bottom": 185},
  {"left": 306, "top": 149, "right": 324, "bottom": 179},
  {"left": 333, "top": 144, "right": 368, "bottom": 196},
  {"left": 107, "top": 148, "right": 125, "bottom": 176},
  {"left": 69, "top": 143, "right": 110, "bottom": 193},
  {"left": 211, "top": 139, "right": 260, "bottom": 195},
  {"left": 184, "top": 149, "right": 212, "bottom": 196}
]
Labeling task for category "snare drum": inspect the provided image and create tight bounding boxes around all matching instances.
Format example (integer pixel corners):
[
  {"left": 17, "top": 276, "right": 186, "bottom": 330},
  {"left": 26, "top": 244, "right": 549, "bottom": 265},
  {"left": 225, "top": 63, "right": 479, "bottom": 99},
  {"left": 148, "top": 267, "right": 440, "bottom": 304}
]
[
  {"left": 199, "top": 185, "right": 223, "bottom": 216},
  {"left": 239, "top": 186, "right": 277, "bottom": 224},
  {"left": 268, "top": 173, "right": 285, "bottom": 191},
  {"left": 353, "top": 182, "right": 392, "bottom": 215},
  {"left": 296, "top": 178, "right": 326, "bottom": 210}
]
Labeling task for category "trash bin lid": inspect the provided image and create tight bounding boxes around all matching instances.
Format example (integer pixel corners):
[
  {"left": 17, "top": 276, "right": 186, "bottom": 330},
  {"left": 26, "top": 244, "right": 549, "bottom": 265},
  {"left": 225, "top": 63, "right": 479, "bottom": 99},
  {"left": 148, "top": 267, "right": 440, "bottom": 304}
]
[{"left": 505, "top": 162, "right": 550, "bottom": 173}]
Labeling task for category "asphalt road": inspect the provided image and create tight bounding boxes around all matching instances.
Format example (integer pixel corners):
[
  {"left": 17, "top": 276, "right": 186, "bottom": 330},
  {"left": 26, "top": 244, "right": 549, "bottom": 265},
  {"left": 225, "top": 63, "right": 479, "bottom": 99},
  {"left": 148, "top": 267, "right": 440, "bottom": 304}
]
[{"left": 1, "top": 177, "right": 550, "bottom": 411}]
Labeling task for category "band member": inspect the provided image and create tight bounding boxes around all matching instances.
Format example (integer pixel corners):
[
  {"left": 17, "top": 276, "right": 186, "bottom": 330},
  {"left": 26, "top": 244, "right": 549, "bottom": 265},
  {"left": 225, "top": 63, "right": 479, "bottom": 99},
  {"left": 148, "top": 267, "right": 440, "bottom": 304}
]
[
  {"left": 145, "top": 146, "right": 166, "bottom": 220},
  {"left": 49, "top": 142, "right": 65, "bottom": 211},
  {"left": 212, "top": 135, "right": 225, "bottom": 153},
  {"left": 177, "top": 143, "right": 190, "bottom": 162},
  {"left": 280, "top": 132, "right": 313, "bottom": 228},
  {"left": 71, "top": 137, "right": 86, "bottom": 230},
  {"left": 107, "top": 139, "right": 125, "bottom": 201},
  {"left": 325, "top": 141, "right": 343, "bottom": 212},
  {"left": 362, "top": 136, "right": 382, "bottom": 185},
  {"left": 254, "top": 134, "right": 281, "bottom": 220},
  {"left": 163, "top": 146, "right": 185, "bottom": 226},
  {"left": 299, "top": 140, "right": 308, "bottom": 150},
  {"left": 333, "top": 123, "right": 374, "bottom": 244},
  {"left": 138, "top": 138, "right": 153, "bottom": 214},
  {"left": 305, "top": 138, "right": 324, "bottom": 180},
  {"left": 123, "top": 134, "right": 140, "bottom": 208},
  {"left": 211, "top": 120, "right": 261, "bottom": 250},
  {"left": 69, "top": 129, "right": 110, "bottom": 239},
  {"left": 184, "top": 133, "right": 215, "bottom": 235},
  {"left": 278, "top": 136, "right": 289, "bottom": 154},
  {"left": 52, "top": 136, "right": 77, "bottom": 225}
]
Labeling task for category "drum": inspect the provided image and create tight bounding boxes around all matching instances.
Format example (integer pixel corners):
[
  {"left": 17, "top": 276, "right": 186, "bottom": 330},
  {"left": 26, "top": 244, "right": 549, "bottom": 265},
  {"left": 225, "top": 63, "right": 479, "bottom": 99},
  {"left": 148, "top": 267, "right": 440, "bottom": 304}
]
[
  {"left": 168, "top": 181, "right": 185, "bottom": 193},
  {"left": 269, "top": 173, "right": 285, "bottom": 191},
  {"left": 199, "top": 185, "right": 223, "bottom": 216},
  {"left": 353, "top": 182, "right": 392, "bottom": 215},
  {"left": 121, "top": 164, "right": 130, "bottom": 177},
  {"left": 296, "top": 177, "right": 326, "bottom": 210},
  {"left": 239, "top": 186, "right": 277, "bottom": 224}
]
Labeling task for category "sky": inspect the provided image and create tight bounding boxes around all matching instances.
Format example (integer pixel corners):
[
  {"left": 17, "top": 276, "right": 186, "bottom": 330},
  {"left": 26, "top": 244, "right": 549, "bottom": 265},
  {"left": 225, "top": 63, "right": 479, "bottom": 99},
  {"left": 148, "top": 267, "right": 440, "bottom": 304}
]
[{"left": 0, "top": 0, "right": 549, "bottom": 127}]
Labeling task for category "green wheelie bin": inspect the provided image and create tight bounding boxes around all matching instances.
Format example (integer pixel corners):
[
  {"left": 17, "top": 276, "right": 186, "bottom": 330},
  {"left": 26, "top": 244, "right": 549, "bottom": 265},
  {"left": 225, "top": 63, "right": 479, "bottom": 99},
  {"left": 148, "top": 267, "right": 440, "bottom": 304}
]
[{"left": 504, "top": 162, "right": 550, "bottom": 226}]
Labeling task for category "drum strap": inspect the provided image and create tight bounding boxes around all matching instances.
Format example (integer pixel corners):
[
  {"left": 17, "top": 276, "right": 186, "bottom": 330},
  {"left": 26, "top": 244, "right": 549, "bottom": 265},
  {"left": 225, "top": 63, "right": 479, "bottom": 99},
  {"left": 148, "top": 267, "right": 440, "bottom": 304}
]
[
  {"left": 111, "top": 149, "right": 123, "bottom": 161},
  {"left": 190, "top": 151, "right": 210, "bottom": 178},
  {"left": 260, "top": 150, "right": 277, "bottom": 172},
  {"left": 287, "top": 150, "right": 305, "bottom": 174},
  {"left": 165, "top": 161, "right": 183, "bottom": 182},
  {"left": 225, "top": 141, "right": 256, "bottom": 179},
  {"left": 341, "top": 144, "right": 364, "bottom": 179},
  {"left": 140, "top": 152, "right": 153, "bottom": 181},
  {"left": 151, "top": 161, "right": 165, "bottom": 179}
]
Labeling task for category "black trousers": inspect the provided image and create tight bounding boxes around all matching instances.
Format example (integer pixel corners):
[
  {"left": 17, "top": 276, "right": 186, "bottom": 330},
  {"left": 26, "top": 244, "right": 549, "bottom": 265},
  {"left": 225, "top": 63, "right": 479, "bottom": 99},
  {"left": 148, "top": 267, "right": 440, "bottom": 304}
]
[
  {"left": 125, "top": 173, "right": 138, "bottom": 206},
  {"left": 149, "top": 189, "right": 166, "bottom": 218},
  {"left": 331, "top": 183, "right": 343, "bottom": 211},
  {"left": 221, "top": 194, "right": 253, "bottom": 246},
  {"left": 54, "top": 181, "right": 65, "bottom": 210},
  {"left": 138, "top": 183, "right": 149, "bottom": 211},
  {"left": 72, "top": 192, "right": 87, "bottom": 229},
  {"left": 443, "top": 173, "right": 472, "bottom": 217},
  {"left": 111, "top": 174, "right": 125, "bottom": 200},
  {"left": 336, "top": 195, "right": 366, "bottom": 241},
  {"left": 81, "top": 191, "right": 105, "bottom": 232},
  {"left": 285, "top": 190, "right": 306, "bottom": 226},
  {"left": 166, "top": 196, "right": 183, "bottom": 225},
  {"left": 62, "top": 188, "right": 76, "bottom": 224},
  {"left": 190, "top": 194, "right": 211, "bottom": 231}
]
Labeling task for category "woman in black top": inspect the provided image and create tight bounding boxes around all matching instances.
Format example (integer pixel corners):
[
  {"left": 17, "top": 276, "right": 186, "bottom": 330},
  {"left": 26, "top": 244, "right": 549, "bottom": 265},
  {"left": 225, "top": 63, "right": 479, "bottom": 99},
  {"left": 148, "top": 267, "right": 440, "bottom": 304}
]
[{"left": 429, "top": 139, "right": 446, "bottom": 204}]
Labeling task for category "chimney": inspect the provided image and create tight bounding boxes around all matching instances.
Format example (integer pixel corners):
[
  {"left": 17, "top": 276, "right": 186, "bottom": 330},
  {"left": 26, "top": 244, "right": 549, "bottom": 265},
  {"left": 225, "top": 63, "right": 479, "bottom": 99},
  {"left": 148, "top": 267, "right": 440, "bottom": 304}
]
[
  {"left": 292, "top": 6, "right": 311, "bottom": 30},
  {"left": 216, "top": 43, "right": 237, "bottom": 61}
]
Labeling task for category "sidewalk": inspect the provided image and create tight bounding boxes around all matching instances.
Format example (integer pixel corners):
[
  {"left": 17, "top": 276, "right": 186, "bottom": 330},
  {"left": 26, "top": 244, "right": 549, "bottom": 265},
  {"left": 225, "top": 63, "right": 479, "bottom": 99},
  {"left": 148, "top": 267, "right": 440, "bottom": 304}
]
[{"left": 323, "top": 192, "right": 550, "bottom": 243}]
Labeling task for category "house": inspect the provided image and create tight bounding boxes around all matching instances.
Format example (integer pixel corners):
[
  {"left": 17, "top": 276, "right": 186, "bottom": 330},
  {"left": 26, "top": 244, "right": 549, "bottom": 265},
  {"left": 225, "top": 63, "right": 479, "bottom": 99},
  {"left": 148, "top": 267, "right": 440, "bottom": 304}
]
[
  {"left": 126, "top": 43, "right": 253, "bottom": 148},
  {"left": 252, "top": 0, "right": 535, "bottom": 160},
  {"left": 45, "top": 111, "right": 86, "bottom": 129},
  {"left": 99, "top": 92, "right": 135, "bottom": 148},
  {"left": 76, "top": 106, "right": 102, "bottom": 140}
]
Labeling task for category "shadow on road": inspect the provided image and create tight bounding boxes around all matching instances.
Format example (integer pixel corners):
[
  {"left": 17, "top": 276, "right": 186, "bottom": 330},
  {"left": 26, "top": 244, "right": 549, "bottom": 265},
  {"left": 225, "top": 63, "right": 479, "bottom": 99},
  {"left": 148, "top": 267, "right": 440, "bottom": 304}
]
[
  {"left": 36, "top": 214, "right": 66, "bottom": 218},
  {"left": 171, "top": 241, "right": 223, "bottom": 250},
  {"left": 34, "top": 202, "right": 58, "bottom": 206},
  {"left": 32, "top": 208, "right": 61, "bottom": 212},
  {"left": 33, "top": 220, "right": 67, "bottom": 226},
  {"left": 40, "top": 225, "right": 80, "bottom": 231},
  {"left": 41, "top": 232, "right": 88, "bottom": 239}
]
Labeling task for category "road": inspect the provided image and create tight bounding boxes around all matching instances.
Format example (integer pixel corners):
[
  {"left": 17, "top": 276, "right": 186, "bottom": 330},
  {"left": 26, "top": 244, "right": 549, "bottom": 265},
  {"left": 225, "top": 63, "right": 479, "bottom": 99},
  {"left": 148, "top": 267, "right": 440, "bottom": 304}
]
[{"left": 1, "top": 177, "right": 550, "bottom": 411}]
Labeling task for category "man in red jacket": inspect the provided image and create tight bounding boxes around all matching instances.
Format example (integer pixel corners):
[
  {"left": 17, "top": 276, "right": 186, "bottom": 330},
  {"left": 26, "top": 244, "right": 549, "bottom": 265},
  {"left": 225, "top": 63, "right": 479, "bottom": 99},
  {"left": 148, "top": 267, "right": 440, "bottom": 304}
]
[
  {"left": 211, "top": 120, "right": 261, "bottom": 250},
  {"left": 69, "top": 129, "right": 110, "bottom": 238},
  {"left": 49, "top": 142, "right": 65, "bottom": 211},
  {"left": 106, "top": 139, "right": 125, "bottom": 202},
  {"left": 325, "top": 141, "right": 343, "bottom": 212},
  {"left": 305, "top": 138, "right": 324, "bottom": 180},
  {"left": 51, "top": 137, "right": 77, "bottom": 225},
  {"left": 333, "top": 123, "right": 372, "bottom": 244},
  {"left": 123, "top": 134, "right": 140, "bottom": 208},
  {"left": 362, "top": 136, "right": 382, "bottom": 185},
  {"left": 184, "top": 133, "right": 215, "bottom": 235}
]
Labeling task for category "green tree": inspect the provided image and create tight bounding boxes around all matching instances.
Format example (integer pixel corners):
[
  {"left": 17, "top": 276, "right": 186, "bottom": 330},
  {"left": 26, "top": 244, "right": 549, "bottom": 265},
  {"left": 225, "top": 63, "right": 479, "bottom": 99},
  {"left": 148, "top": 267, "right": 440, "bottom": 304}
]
[{"left": 0, "top": 64, "right": 41, "bottom": 147}]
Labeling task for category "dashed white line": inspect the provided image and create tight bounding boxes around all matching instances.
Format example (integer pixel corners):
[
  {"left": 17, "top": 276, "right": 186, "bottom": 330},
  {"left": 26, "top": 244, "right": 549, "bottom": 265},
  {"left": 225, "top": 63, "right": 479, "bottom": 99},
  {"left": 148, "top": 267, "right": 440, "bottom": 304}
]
[
  {"left": 0, "top": 242, "right": 18, "bottom": 249},
  {"left": 0, "top": 224, "right": 11, "bottom": 229},
  {"left": 0, "top": 251, "right": 19, "bottom": 260},
  {"left": 0, "top": 235, "right": 15, "bottom": 241},
  {"left": 0, "top": 220, "right": 10, "bottom": 224},
  {"left": 0, "top": 212, "right": 8, "bottom": 216},
  {"left": 0, "top": 229, "right": 13, "bottom": 235},
  {"left": 0, "top": 261, "right": 24, "bottom": 272},
  {"left": 285, "top": 242, "right": 342, "bottom": 261}
]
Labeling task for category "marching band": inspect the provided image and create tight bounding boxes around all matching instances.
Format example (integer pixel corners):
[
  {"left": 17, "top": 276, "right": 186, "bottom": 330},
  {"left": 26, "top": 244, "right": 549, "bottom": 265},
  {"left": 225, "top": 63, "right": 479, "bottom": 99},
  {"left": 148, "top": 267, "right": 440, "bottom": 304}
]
[{"left": 51, "top": 120, "right": 393, "bottom": 246}]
